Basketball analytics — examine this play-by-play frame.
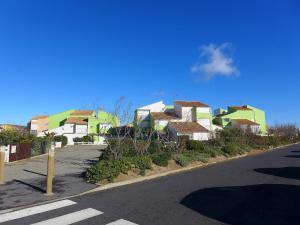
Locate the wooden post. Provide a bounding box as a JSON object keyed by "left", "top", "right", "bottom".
{"left": 46, "top": 143, "right": 55, "bottom": 195}
{"left": 0, "top": 147, "right": 5, "bottom": 185}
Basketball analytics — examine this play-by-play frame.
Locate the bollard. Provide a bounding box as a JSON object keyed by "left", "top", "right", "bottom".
{"left": 0, "top": 147, "right": 5, "bottom": 185}
{"left": 46, "top": 143, "right": 55, "bottom": 195}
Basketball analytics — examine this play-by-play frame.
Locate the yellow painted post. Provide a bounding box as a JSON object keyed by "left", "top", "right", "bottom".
{"left": 0, "top": 147, "right": 5, "bottom": 185}
{"left": 46, "top": 143, "right": 55, "bottom": 195}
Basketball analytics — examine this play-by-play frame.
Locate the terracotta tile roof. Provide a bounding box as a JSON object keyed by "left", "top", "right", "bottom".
{"left": 233, "top": 119, "right": 259, "bottom": 125}
{"left": 175, "top": 101, "right": 209, "bottom": 107}
{"left": 32, "top": 115, "right": 48, "bottom": 120}
{"left": 70, "top": 110, "right": 94, "bottom": 116}
{"left": 65, "top": 117, "right": 88, "bottom": 125}
{"left": 230, "top": 106, "right": 252, "bottom": 111}
{"left": 168, "top": 122, "right": 209, "bottom": 133}
{"left": 151, "top": 112, "right": 180, "bottom": 120}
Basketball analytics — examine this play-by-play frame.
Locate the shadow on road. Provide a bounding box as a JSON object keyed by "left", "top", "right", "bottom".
{"left": 254, "top": 167, "right": 300, "bottom": 180}
{"left": 23, "top": 169, "right": 47, "bottom": 177}
{"left": 291, "top": 150, "right": 300, "bottom": 153}
{"left": 181, "top": 184, "right": 300, "bottom": 225}
{"left": 14, "top": 179, "right": 45, "bottom": 193}
{"left": 285, "top": 155, "right": 300, "bottom": 158}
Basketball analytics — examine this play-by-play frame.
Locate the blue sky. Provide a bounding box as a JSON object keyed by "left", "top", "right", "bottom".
{"left": 0, "top": 0, "right": 299, "bottom": 126}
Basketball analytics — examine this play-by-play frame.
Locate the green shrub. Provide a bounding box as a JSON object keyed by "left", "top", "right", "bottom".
{"left": 192, "top": 152, "right": 210, "bottom": 163}
{"left": 222, "top": 143, "right": 240, "bottom": 156}
{"left": 186, "top": 140, "right": 205, "bottom": 151}
{"left": 151, "top": 153, "right": 171, "bottom": 167}
{"left": 148, "top": 141, "right": 163, "bottom": 154}
{"left": 174, "top": 154, "right": 191, "bottom": 167}
{"left": 129, "top": 156, "right": 152, "bottom": 175}
{"left": 54, "top": 135, "right": 68, "bottom": 147}
{"left": 86, "top": 158, "right": 132, "bottom": 183}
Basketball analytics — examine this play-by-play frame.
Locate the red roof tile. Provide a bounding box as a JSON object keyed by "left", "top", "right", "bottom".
{"left": 233, "top": 119, "right": 259, "bottom": 125}
{"left": 65, "top": 117, "right": 88, "bottom": 125}
{"left": 151, "top": 112, "right": 179, "bottom": 120}
{"left": 168, "top": 122, "right": 209, "bottom": 133}
{"left": 70, "top": 110, "right": 94, "bottom": 116}
{"left": 175, "top": 101, "right": 209, "bottom": 107}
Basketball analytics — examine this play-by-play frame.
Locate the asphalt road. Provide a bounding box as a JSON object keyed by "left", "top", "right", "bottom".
{"left": 1, "top": 144, "right": 300, "bottom": 225}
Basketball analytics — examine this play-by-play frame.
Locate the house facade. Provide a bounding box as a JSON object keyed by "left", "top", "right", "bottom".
{"left": 213, "top": 105, "right": 267, "bottom": 134}
{"left": 135, "top": 100, "right": 213, "bottom": 141}
{"left": 29, "top": 109, "right": 116, "bottom": 145}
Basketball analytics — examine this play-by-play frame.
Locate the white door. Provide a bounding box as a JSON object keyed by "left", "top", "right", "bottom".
{"left": 4, "top": 145, "right": 10, "bottom": 162}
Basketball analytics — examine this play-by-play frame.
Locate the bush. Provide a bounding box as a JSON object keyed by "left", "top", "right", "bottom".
{"left": 174, "top": 154, "right": 191, "bottom": 167}
{"left": 54, "top": 135, "right": 68, "bottom": 147}
{"left": 128, "top": 155, "right": 152, "bottom": 175}
{"left": 186, "top": 140, "right": 205, "bottom": 151}
{"left": 192, "top": 152, "right": 210, "bottom": 163}
{"left": 151, "top": 153, "right": 171, "bottom": 167}
{"left": 31, "top": 137, "right": 51, "bottom": 156}
{"left": 73, "top": 135, "right": 94, "bottom": 143}
{"left": 86, "top": 158, "right": 132, "bottom": 183}
{"left": 222, "top": 143, "right": 240, "bottom": 156}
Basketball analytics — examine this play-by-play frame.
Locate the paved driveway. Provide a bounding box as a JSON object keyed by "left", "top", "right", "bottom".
{"left": 0, "top": 145, "right": 105, "bottom": 210}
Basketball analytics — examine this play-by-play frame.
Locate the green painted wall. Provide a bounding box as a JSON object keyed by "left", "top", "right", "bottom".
{"left": 213, "top": 106, "right": 267, "bottom": 133}
{"left": 196, "top": 108, "right": 213, "bottom": 130}
{"left": 98, "top": 111, "right": 119, "bottom": 126}
{"left": 219, "top": 110, "right": 255, "bottom": 127}
{"left": 246, "top": 105, "right": 267, "bottom": 133}
{"left": 48, "top": 109, "right": 75, "bottom": 130}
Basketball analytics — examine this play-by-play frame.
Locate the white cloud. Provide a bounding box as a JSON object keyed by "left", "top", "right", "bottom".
{"left": 191, "top": 43, "right": 239, "bottom": 80}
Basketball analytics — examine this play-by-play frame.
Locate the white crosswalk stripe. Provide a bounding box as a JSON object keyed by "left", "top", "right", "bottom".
{"left": 0, "top": 199, "right": 138, "bottom": 225}
{"left": 0, "top": 200, "right": 76, "bottom": 223}
{"left": 106, "top": 219, "right": 138, "bottom": 225}
{"left": 31, "top": 208, "right": 103, "bottom": 225}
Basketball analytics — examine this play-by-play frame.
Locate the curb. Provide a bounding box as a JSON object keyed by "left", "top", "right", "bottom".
{"left": 1, "top": 142, "right": 299, "bottom": 214}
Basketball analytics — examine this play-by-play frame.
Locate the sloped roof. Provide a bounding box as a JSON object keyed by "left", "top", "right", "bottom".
{"left": 70, "top": 110, "right": 94, "bottom": 116}
{"left": 168, "top": 122, "right": 209, "bottom": 133}
{"left": 175, "top": 101, "right": 209, "bottom": 107}
{"left": 230, "top": 106, "right": 252, "bottom": 111}
{"left": 151, "top": 112, "right": 179, "bottom": 120}
{"left": 65, "top": 117, "right": 88, "bottom": 125}
{"left": 232, "top": 119, "right": 259, "bottom": 125}
{"left": 32, "top": 115, "right": 48, "bottom": 120}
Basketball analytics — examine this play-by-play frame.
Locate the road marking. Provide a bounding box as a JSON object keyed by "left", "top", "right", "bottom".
{"left": 0, "top": 200, "right": 76, "bottom": 223}
{"left": 106, "top": 219, "right": 138, "bottom": 225}
{"left": 31, "top": 208, "right": 103, "bottom": 225}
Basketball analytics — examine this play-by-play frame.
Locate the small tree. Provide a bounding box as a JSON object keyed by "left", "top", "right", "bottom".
{"left": 104, "top": 97, "right": 134, "bottom": 159}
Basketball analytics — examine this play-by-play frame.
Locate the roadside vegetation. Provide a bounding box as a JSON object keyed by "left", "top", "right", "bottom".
{"left": 86, "top": 124, "right": 300, "bottom": 184}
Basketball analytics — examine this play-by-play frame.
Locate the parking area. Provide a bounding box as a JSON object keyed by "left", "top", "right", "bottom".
{"left": 0, "top": 145, "right": 106, "bottom": 210}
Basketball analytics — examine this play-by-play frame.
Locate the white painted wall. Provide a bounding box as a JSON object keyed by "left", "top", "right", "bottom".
{"left": 46, "top": 124, "right": 88, "bottom": 145}
{"left": 197, "top": 119, "right": 211, "bottom": 130}
{"left": 192, "top": 132, "right": 210, "bottom": 141}
{"left": 138, "top": 101, "right": 165, "bottom": 112}
{"left": 181, "top": 107, "right": 193, "bottom": 122}
{"left": 197, "top": 107, "right": 210, "bottom": 113}
{"left": 75, "top": 125, "right": 88, "bottom": 134}
{"left": 30, "top": 123, "right": 38, "bottom": 131}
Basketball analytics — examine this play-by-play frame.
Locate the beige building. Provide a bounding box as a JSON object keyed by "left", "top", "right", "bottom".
{"left": 29, "top": 115, "right": 49, "bottom": 135}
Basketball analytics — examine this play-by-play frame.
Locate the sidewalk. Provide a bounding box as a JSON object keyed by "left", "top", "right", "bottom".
{"left": 0, "top": 145, "right": 105, "bottom": 210}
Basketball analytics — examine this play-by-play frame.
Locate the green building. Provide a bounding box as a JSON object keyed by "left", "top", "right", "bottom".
{"left": 213, "top": 105, "right": 267, "bottom": 133}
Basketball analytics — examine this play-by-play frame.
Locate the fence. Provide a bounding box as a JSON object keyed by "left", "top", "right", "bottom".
{"left": 7, "top": 143, "right": 32, "bottom": 162}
